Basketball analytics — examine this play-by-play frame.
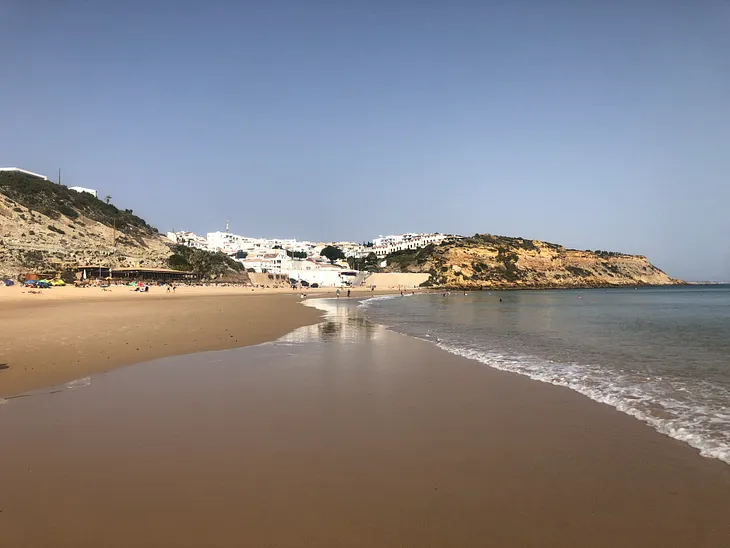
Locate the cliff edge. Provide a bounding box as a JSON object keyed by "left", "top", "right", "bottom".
{"left": 0, "top": 172, "right": 174, "bottom": 278}
{"left": 0, "top": 172, "right": 248, "bottom": 283}
{"left": 383, "top": 234, "right": 682, "bottom": 289}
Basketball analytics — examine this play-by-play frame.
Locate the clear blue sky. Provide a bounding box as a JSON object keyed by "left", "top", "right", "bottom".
{"left": 1, "top": 1, "right": 729, "bottom": 280}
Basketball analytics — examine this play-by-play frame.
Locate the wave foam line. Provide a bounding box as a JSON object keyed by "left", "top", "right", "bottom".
{"left": 432, "top": 341, "right": 730, "bottom": 466}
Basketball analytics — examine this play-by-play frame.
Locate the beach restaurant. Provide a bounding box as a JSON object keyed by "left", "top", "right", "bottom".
{"left": 75, "top": 266, "right": 195, "bottom": 282}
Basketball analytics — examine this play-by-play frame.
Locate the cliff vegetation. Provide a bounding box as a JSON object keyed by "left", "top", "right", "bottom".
{"left": 0, "top": 171, "right": 171, "bottom": 278}
{"left": 382, "top": 234, "right": 681, "bottom": 289}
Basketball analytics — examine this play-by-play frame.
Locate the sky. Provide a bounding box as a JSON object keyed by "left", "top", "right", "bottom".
{"left": 1, "top": 1, "right": 729, "bottom": 281}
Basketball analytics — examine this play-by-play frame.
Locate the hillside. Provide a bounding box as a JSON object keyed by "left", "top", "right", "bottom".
{"left": 383, "top": 234, "right": 681, "bottom": 289}
{"left": 0, "top": 171, "right": 245, "bottom": 282}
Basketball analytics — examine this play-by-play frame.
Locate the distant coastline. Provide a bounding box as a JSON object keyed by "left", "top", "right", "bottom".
{"left": 434, "top": 281, "right": 689, "bottom": 291}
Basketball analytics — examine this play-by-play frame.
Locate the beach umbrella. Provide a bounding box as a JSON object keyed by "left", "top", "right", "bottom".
{"left": 83, "top": 269, "right": 87, "bottom": 280}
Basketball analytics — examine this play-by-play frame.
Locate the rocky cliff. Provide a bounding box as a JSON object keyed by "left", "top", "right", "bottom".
{"left": 384, "top": 234, "right": 681, "bottom": 289}
{"left": 0, "top": 172, "right": 173, "bottom": 279}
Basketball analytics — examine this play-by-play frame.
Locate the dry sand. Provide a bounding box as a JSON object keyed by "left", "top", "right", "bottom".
{"left": 0, "top": 285, "right": 325, "bottom": 397}
{"left": 1, "top": 300, "right": 729, "bottom": 547}
{"left": 0, "top": 284, "right": 405, "bottom": 397}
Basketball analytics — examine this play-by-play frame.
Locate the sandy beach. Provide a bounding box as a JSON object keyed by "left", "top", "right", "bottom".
{"left": 0, "top": 284, "right": 410, "bottom": 397}
{"left": 1, "top": 299, "right": 729, "bottom": 547}
{"left": 0, "top": 285, "right": 328, "bottom": 397}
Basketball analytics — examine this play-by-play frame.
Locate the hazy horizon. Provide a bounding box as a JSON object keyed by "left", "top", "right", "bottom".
{"left": 2, "top": 1, "right": 729, "bottom": 280}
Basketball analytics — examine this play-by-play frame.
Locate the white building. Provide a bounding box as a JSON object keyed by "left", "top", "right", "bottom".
{"left": 207, "top": 231, "right": 251, "bottom": 253}
{"left": 239, "top": 251, "right": 289, "bottom": 274}
{"left": 170, "top": 227, "right": 456, "bottom": 264}
{"left": 372, "top": 233, "right": 452, "bottom": 257}
{"left": 167, "top": 231, "right": 210, "bottom": 250}
{"left": 286, "top": 268, "right": 359, "bottom": 287}
{"left": 280, "top": 258, "right": 362, "bottom": 287}
{"left": 0, "top": 167, "right": 48, "bottom": 180}
{"left": 330, "top": 241, "right": 369, "bottom": 258}
{"left": 69, "top": 186, "right": 98, "bottom": 198}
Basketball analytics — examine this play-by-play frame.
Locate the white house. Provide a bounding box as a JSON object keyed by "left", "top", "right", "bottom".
{"left": 69, "top": 186, "right": 98, "bottom": 198}
{"left": 239, "top": 251, "right": 289, "bottom": 273}
{"left": 206, "top": 231, "right": 260, "bottom": 254}
{"left": 286, "top": 268, "right": 359, "bottom": 287}
{"left": 372, "top": 233, "right": 452, "bottom": 257}
{"left": 167, "top": 231, "right": 209, "bottom": 250}
{"left": 0, "top": 167, "right": 48, "bottom": 180}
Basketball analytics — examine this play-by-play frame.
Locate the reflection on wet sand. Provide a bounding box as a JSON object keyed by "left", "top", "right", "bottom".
{"left": 3, "top": 296, "right": 730, "bottom": 547}
{"left": 279, "top": 299, "right": 388, "bottom": 344}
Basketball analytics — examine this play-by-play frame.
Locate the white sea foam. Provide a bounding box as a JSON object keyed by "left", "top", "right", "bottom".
{"left": 432, "top": 341, "right": 730, "bottom": 465}
{"left": 66, "top": 377, "right": 92, "bottom": 390}
{"left": 0, "top": 398, "right": 7, "bottom": 406}
{"left": 358, "top": 294, "right": 401, "bottom": 307}
{"left": 340, "top": 293, "right": 730, "bottom": 465}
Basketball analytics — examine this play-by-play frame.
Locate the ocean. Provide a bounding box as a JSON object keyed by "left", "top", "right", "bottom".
{"left": 360, "top": 285, "right": 730, "bottom": 465}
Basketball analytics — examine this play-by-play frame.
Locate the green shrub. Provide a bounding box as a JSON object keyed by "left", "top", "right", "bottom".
{"left": 168, "top": 245, "right": 245, "bottom": 278}
{"left": 566, "top": 265, "right": 592, "bottom": 277}
{"left": 0, "top": 171, "right": 157, "bottom": 235}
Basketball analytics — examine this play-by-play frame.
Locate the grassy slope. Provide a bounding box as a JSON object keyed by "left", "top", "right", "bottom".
{"left": 0, "top": 172, "right": 157, "bottom": 236}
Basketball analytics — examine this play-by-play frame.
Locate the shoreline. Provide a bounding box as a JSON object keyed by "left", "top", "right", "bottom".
{"left": 428, "top": 281, "right": 689, "bottom": 291}
{"left": 2, "top": 297, "right": 729, "bottom": 546}
{"left": 0, "top": 285, "right": 409, "bottom": 398}
{"left": 321, "top": 295, "right": 730, "bottom": 467}
{"left": 358, "top": 293, "right": 730, "bottom": 466}
{"left": 0, "top": 288, "right": 321, "bottom": 397}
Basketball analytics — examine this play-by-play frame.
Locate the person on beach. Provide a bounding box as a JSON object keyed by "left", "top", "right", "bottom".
{"left": 347, "top": 288, "right": 351, "bottom": 298}
{"left": 336, "top": 288, "right": 341, "bottom": 298}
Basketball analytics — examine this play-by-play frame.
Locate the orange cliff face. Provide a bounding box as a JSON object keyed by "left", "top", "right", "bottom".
{"left": 382, "top": 235, "right": 682, "bottom": 289}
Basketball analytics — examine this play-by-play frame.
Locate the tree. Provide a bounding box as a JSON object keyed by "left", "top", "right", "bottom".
{"left": 105, "top": 195, "right": 112, "bottom": 204}
{"left": 188, "top": 251, "right": 212, "bottom": 278}
{"left": 364, "top": 252, "right": 380, "bottom": 269}
{"left": 347, "top": 251, "right": 381, "bottom": 272}
{"left": 168, "top": 245, "right": 245, "bottom": 279}
{"left": 320, "top": 245, "right": 345, "bottom": 264}
{"left": 168, "top": 253, "right": 190, "bottom": 270}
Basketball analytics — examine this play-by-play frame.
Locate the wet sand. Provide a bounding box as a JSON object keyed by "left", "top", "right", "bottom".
{"left": 1, "top": 300, "right": 729, "bottom": 547}
{"left": 0, "top": 288, "right": 323, "bottom": 397}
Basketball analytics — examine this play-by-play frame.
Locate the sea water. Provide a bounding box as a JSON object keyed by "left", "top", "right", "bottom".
{"left": 360, "top": 286, "right": 730, "bottom": 464}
